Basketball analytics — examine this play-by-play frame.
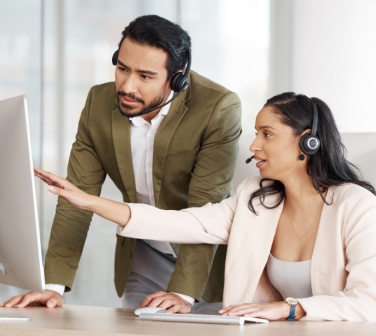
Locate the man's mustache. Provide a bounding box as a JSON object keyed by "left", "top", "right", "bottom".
{"left": 117, "top": 91, "right": 144, "bottom": 104}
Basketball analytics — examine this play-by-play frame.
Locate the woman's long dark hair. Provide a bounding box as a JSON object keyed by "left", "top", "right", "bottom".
{"left": 249, "top": 92, "right": 375, "bottom": 214}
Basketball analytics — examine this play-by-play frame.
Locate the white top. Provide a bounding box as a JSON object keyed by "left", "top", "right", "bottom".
{"left": 267, "top": 254, "right": 313, "bottom": 299}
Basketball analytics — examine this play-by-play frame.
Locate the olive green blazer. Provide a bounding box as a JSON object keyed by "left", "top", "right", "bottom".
{"left": 44, "top": 70, "right": 242, "bottom": 302}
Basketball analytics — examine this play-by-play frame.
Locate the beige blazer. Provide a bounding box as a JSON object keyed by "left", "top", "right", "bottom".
{"left": 120, "top": 177, "right": 376, "bottom": 321}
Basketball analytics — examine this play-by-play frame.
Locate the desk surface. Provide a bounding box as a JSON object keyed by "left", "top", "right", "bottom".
{"left": 0, "top": 304, "right": 375, "bottom": 336}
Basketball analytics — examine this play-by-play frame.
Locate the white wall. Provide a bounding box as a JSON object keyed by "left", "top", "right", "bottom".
{"left": 270, "top": 0, "right": 376, "bottom": 133}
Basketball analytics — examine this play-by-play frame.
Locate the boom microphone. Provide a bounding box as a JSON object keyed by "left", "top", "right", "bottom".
{"left": 245, "top": 155, "right": 254, "bottom": 164}
{"left": 135, "top": 87, "right": 187, "bottom": 116}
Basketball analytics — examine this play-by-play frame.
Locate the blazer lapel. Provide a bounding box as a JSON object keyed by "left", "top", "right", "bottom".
{"left": 153, "top": 88, "right": 190, "bottom": 205}
{"left": 310, "top": 187, "right": 339, "bottom": 295}
{"left": 225, "top": 195, "right": 283, "bottom": 304}
{"left": 112, "top": 107, "right": 137, "bottom": 202}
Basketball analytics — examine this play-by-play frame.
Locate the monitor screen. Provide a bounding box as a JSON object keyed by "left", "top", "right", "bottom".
{"left": 0, "top": 95, "right": 45, "bottom": 293}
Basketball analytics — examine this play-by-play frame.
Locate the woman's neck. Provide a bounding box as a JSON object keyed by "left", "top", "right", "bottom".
{"left": 282, "top": 174, "right": 324, "bottom": 211}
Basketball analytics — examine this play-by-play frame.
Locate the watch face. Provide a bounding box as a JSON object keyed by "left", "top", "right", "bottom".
{"left": 286, "top": 297, "right": 298, "bottom": 305}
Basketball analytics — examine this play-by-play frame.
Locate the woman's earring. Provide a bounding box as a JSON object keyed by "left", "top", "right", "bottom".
{"left": 298, "top": 154, "right": 305, "bottom": 161}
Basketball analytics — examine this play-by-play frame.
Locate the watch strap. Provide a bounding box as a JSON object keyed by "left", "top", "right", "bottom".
{"left": 285, "top": 298, "right": 297, "bottom": 321}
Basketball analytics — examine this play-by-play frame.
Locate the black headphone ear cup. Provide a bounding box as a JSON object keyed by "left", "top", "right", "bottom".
{"left": 112, "top": 50, "right": 119, "bottom": 66}
{"left": 299, "top": 134, "right": 321, "bottom": 155}
{"left": 170, "top": 72, "right": 189, "bottom": 92}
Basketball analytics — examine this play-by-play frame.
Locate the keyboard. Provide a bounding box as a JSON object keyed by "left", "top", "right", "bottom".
{"left": 138, "top": 313, "right": 269, "bottom": 325}
{"left": 0, "top": 313, "right": 30, "bottom": 320}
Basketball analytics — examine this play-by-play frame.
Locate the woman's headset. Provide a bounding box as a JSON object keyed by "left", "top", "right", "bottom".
{"left": 299, "top": 101, "right": 321, "bottom": 155}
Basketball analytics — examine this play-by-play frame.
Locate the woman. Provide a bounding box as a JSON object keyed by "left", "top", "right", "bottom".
{"left": 30, "top": 93, "right": 376, "bottom": 320}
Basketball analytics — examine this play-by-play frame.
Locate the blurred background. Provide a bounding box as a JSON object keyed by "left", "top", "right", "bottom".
{"left": 1, "top": 0, "right": 376, "bottom": 307}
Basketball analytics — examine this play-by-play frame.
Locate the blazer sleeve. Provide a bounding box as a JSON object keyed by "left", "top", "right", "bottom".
{"left": 298, "top": 190, "right": 376, "bottom": 321}
{"left": 44, "top": 87, "right": 106, "bottom": 291}
{"left": 119, "top": 180, "right": 247, "bottom": 243}
{"left": 168, "top": 91, "right": 242, "bottom": 300}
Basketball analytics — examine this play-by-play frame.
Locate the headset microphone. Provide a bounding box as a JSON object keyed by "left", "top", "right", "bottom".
{"left": 245, "top": 155, "right": 254, "bottom": 164}
{"left": 130, "top": 87, "right": 187, "bottom": 117}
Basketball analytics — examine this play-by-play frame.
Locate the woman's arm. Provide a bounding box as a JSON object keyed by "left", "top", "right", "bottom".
{"left": 35, "top": 168, "right": 245, "bottom": 245}
{"left": 219, "top": 301, "right": 306, "bottom": 320}
{"left": 34, "top": 168, "right": 130, "bottom": 227}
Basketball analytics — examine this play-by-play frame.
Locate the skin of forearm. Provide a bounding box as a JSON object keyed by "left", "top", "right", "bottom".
{"left": 85, "top": 194, "right": 130, "bottom": 227}
{"left": 295, "top": 303, "right": 306, "bottom": 320}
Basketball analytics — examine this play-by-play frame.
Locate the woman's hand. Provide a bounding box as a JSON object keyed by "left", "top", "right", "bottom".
{"left": 34, "top": 168, "right": 131, "bottom": 227}
{"left": 219, "top": 301, "right": 305, "bottom": 321}
{"left": 34, "top": 168, "right": 94, "bottom": 210}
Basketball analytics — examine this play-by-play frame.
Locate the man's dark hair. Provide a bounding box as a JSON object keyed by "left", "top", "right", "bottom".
{"left": 118, "top": 15, "right": 191, "bottom": 79}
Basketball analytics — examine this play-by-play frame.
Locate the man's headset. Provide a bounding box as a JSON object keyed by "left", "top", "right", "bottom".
{"left": 299, "top": 100, "right": 321, "bottom": 155}
{"left": 112, "top": 46, "right": 191, "bottom": 116}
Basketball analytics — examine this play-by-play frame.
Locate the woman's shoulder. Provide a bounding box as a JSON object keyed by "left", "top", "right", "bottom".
{"left": 331, "top": 183, "right": 376, "bottom": 205}
{"left": 235, "top": 176, "right": 262, "bottom": 193}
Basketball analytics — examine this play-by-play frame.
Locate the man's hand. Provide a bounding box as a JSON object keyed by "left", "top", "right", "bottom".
{"left": 0, "top": 290, "right": 64, "bottom": 308}
{"left": 140, "top": 291, "right": 192, "bottom": 313}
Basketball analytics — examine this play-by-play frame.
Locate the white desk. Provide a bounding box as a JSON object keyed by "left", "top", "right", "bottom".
{"left": 1, "top": 305, "right": 375, "bottom": 336}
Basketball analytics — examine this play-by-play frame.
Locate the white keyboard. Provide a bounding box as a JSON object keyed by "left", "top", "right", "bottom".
{"left": 138, "top": 313, "right": 269, "bottom": 325}
{"left": 0, "top": 313, "right": 30, "bottom": 320}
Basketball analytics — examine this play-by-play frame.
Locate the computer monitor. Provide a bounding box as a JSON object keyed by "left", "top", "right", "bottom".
{"left": 0, "top": 95, "right": 45, "bottom": 294}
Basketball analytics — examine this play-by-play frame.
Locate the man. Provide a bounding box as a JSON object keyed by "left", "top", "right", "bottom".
{"left": 3, "top": 15, "right": 241, "bottom": 313}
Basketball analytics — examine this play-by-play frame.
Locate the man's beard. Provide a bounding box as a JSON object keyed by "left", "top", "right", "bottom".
{"left": 117, "top": 91, "right": 169, "bottom": 118}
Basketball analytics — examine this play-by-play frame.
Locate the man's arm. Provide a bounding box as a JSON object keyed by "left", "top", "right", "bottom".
{"left": 44, "top": 87, "right": 106, "bottom": 291}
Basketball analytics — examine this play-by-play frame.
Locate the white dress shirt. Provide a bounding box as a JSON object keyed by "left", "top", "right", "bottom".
{"left": 129, "top": 91, "right": 176, "bottom": 257}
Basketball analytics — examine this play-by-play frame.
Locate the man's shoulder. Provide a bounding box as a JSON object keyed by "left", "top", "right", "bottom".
{"left": 189, "top": 70, "right": 236, "bottom": 96}
{"left": 186, "top": 71, "right": 241, "bottom": 114}
{"left": 89, "top": 82, "right": 116, "bottom": 97}
{"left": 84, "top": 82, "right": 117, "bottom": 113}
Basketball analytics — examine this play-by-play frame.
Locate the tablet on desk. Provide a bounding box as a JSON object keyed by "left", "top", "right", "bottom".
{"left": 138, "top": 313, "right": 269, "bottom": 325}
